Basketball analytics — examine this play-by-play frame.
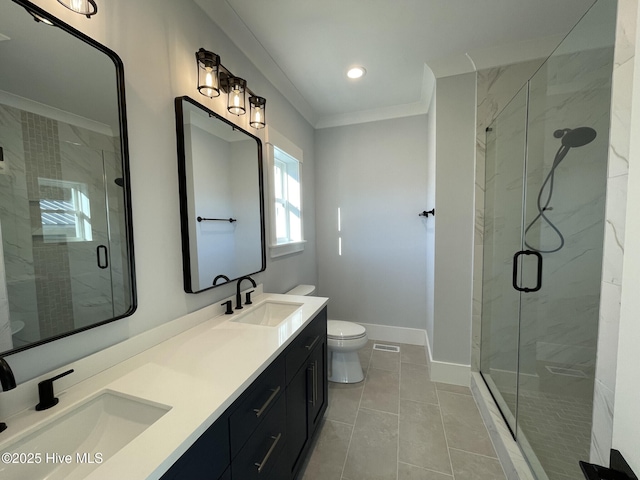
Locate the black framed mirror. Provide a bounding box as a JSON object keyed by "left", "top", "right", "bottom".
{"left": 0, "top": 0, "right": 136, "bottom": 355}
{"left": 175, "top": 96, "right": 266, "bottom": 293}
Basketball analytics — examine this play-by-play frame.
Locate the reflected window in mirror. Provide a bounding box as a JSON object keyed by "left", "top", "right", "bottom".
{"left": 175, "top": 97, "right": 266, "bottom": 294}
{"left": 0, "top": 0, "right": 136, "bottom": 356}
{"left": 266, "top": 128, "right": 305, "bottom": 258}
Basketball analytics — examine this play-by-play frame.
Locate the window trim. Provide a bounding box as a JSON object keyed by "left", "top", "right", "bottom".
{"left": 265, "top": 126, "right": 305, "bottom": 258}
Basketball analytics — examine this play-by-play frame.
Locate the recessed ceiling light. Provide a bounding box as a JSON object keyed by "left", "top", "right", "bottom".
{"left": 347, "top": 66, "right": 366, "bottom": 79}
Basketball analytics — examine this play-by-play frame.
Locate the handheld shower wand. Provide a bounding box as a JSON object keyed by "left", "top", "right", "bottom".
{"left": 524, "top": 127, "right": 597, "bottom": 253}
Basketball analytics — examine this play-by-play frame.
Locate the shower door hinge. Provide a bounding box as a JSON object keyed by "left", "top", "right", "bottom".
{"left": 580, "top": 449, "right": 637, "bottom": 480}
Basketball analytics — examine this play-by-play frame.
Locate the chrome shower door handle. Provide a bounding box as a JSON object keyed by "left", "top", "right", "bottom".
{"left": 512, "top": 250, "right": 543, "bottom": 293}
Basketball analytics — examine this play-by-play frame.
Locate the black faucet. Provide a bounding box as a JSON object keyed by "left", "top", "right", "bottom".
{"left": 0, "top": 357, "right": 16, "bottom": 433}
{"left": 235, "top": 276, "right": 256, "bottom": 310}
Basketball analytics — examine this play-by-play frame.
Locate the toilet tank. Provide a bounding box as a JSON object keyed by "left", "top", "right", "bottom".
{"left": 285, "top": 285, "right": 316, "bottom": 296}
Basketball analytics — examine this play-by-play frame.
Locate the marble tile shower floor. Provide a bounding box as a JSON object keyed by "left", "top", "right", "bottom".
{"left": 300, "top": 341, "right": 507, "bottom": 480}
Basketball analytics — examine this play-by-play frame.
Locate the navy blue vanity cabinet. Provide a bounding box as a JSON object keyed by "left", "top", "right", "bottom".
{"left": 160, "top": 306, "right": 327, "bottom": 480}
{"left": 159, "top": 411, "right": 230, "bottom": 480}
{"left": 285, "top": 307, "right": 328, "bottom": 479}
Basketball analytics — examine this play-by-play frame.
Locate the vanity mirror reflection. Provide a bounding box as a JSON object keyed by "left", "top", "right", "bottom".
{"left": 0, "top": 0, "right": 136, "bottom": 355}
{"left": 175, "top": 96, "right": 266, "bottom": 293}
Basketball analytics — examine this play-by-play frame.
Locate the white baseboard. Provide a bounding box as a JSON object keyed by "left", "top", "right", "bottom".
{"left": 354, "top": 323, "right": 471, "bottom": 387}
{"left": 424, "top": 331, "right": 471, "bottom": 387}
{"left": 357, "top": 323, "right": 427, "bottom": 346}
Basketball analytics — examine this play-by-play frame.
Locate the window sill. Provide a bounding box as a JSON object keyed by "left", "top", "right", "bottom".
{"left": 269, "top": 240, "right": 306, "bottom": 258}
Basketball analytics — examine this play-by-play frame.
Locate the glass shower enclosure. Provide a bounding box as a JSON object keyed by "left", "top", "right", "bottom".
{"left": 480, "top": 1, "right": 617, "bottom": 479}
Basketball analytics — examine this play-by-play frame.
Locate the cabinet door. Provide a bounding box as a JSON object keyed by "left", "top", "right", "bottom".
{"left": 307, "top": 339, "right": 327, "bottom": 432}
{"left": 286, "top": 362, "right": 309, "bottom": 476}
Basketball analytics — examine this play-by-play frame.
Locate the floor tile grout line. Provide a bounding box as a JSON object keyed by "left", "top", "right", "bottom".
{"left": 448, "top": 446, "right": 501, "bottom": 461}
{"left": 357, "top": 405, "right": 399, "bottom": 416}
{"left": 398, "top": 460, "right": 454, "bottom": 478}
{"left": 339, "top": 344, "right": 372, "bottom": 480}
{"left": 437, "top": 388, "right": 457, "bottom": 479}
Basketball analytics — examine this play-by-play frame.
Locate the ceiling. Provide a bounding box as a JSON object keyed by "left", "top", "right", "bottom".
{"left": 194, "top": 0, "right": 596, "bottom": 128}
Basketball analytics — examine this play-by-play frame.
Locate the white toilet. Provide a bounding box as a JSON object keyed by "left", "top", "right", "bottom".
{"left": 285, "top": 285, "right": 368, "bottom": 384}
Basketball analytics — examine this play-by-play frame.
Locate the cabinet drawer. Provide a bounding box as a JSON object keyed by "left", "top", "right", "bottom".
{"left": 285, "top": 307, "right": 327, "bottom": 383}
{"left": 230, "top": 355, "right": 285, "bottom": 457}
{"left": 231, "top": 394, "right": 286, "bottom": 480}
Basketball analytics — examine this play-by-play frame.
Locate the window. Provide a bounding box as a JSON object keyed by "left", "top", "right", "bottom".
{"left": 274, "top": 147, "right": 302, "bottom": 244}
{"left": 267, "top": 127, "right": 305, "bottom": 257}
{"left": 38, "top": 178, "right": 92, "bottom": 242}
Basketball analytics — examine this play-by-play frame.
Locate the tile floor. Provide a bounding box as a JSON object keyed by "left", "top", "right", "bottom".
{"left": 300, "top": 341, "right": 507, "bottom": 480}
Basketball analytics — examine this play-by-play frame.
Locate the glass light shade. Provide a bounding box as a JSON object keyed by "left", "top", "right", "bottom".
{"left": 196, "top": 49, "right": 221, "bottom": 98}
{"left": 56, "top": 0, "right": 97, "bottom": 17}
{"left": 227, "top": 77, "right": 246, "bottom": 115}
{"left": 249, "top": 96, "right": 266, "bottom": 129}
{"left": 27, "top": 10, "right": 55, "bottom": 25}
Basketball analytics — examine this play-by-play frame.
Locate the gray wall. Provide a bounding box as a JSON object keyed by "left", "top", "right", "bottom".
{"left": 315, "top": 116, "right": 429, "bottom": 329}
{"left": 432, "top": 72, "right": 477, "bottom": 366}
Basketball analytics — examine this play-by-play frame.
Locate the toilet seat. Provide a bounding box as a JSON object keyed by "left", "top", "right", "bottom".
{"left": 327, "top": 320, "right": 366, "bottom": 340}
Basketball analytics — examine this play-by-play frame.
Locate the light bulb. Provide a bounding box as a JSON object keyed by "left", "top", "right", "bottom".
{"left": 233, "top": 91, "right": 240, "bottom": 107}
{"left": 347, "top": 66, "right": 366, "bottom": 79}
{"left": 254, "top": 110, "right": 261, "bottom": 123}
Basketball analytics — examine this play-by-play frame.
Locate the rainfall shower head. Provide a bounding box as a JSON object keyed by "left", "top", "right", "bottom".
{"left": 553, "top": 127, "right": 597, "bottom": 148}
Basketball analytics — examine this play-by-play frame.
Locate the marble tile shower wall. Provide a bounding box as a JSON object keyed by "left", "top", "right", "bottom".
{"left": 590, "top": 0, "right": 636, "bottom": 466}
{"left": 472, "top": 0, "right": 637, "bottom": 467}
{"left": 0, "top": 103, "right": 124, "bottom": 347}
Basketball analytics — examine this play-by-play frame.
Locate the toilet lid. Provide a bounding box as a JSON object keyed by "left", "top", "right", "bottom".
{"left": 327, "top": 320, "right": 366, "bottom": 340}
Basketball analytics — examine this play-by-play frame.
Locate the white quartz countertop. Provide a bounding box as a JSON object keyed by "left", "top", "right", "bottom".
{"left": 0, "top": 292, "right": 328, "bottom": 480}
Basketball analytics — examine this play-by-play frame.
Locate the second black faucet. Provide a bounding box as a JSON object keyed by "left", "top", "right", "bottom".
{"left": 235, "top": 276, "right": 256, "bottom": 310}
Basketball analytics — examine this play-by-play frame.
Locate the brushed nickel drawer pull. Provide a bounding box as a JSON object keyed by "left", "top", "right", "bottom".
{"left": 305, "top": 335, "right": 320, "bottom": 351}
{"left": 253, "top": 386, "right": 281, "bottom": 418}
{"left": 254, "top": 433, "right": 282, "bottom": 473}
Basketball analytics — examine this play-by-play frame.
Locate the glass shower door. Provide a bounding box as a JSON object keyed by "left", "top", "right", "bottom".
{"left": 480, "top": 85, "right": 528, "bottom": 434}
{"left": 517, "top": 1, "right": 615, "bottom": 477}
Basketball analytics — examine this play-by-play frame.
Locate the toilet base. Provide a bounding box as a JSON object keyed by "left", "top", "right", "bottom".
{"left": 328, "top": 350, "right": 364, "bottom": 383}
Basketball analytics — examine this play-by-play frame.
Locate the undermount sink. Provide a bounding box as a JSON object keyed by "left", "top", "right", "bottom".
{"left": 0, "top": 391, "right": 171, "bottom": 480}
{"left": 231, "top": 300, "right": 303, "bottom": 327}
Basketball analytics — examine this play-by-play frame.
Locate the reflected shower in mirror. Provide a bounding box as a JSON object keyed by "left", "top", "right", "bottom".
{"left": 0, "top": 0, "right": 136, "bottom": 355}
{"left": 175, "top": 96, "right": 265, "bottom": 293}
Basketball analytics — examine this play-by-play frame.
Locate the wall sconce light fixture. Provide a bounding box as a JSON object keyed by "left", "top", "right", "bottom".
{"left": 249, "top": 96, "right": 266, "bottom": 129}
{"left": 195, "top": 48, "right": 267, "bottom": 129}
{"left": 196, "top": 48, "right": 221, "bottom": 98}
{"left": 56, "top": 0, "right": 97, "bottom": 18}
{"left": 225, "top": 76, "right": 247, "bottom": 116}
